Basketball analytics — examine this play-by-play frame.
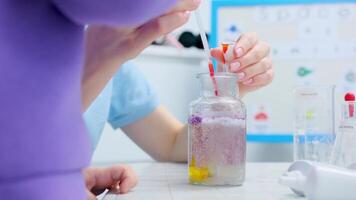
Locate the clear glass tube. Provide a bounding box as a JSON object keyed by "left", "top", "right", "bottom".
{"left": 293, "top": 85, "right": 336, "bottom": 163}
{"left": 220, "top": 42, "right": 234, "bottom": 73}
{"left": 188, "top": 73, "right": 246, "bottom": 186}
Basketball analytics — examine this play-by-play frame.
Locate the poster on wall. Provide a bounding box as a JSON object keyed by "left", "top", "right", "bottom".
{"left": 211, "top": 0, "right": 356, "bottom": 142}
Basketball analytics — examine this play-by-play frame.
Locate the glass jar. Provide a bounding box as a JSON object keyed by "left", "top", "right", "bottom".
{"left": 188, "top": 72, "right": 246, "bottom": 186}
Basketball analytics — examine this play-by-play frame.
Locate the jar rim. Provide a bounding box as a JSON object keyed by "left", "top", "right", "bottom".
{"left": 196, "top": 72, "right": 236, "bottom": 79}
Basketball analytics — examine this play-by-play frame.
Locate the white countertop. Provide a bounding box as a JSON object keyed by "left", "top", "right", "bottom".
{"left": 103, "top": 162, "right": 304, "bottom": 200}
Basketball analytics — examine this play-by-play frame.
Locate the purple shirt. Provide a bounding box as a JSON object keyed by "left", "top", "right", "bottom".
{"left": 0, "top": 0, "right": 175, "bottom": 199}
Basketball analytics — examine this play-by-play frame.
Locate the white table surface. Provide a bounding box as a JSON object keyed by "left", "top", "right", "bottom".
{"left": 102, "top": 162, "right": 304, "bottom": 200}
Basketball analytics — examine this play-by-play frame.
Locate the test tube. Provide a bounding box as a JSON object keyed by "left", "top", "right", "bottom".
{"left": 220, "top": 42, "right": 234, "bottom": 73}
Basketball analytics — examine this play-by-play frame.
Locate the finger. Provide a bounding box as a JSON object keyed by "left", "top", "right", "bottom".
{"left": 169, "top": 0, "right": 201, "bottom": 13}
{"left": 83, "top": 168, "right": 108, "bottom": 195}
{"left": 242, "top": 68, "right": 274, "bottom": 86}
{"left": 225, "top": 32, "right": 259, "bottom": 62}
{"left": 251, "top": 68, "right": 274, "bottom": 86}
{"left": 92, "top": 165, "right": 137, "bottom": 194}
{"left": 135, "top": 11, "right": 190, "bottom": 48}
{"left": 210, "top": 48, "right": 224, "bottom": 63}
{"left": 83, "top": 168, "right": 96, "bottom": 190}
{"left": 229, "top": 41, "right": 270, "bottom": 72}
{"left": 118, "top": 166, "right": 138, "bottom": 194}
{"left": 124, "top": 11, "right": 190, "bottom": 58}
{"left": 109, "top": 181, "right": 121, "bottom": 194}
{"left": 91, "top": 166, "right": 125, "bottom": 189}
{"left": 86, "top": 190, "right": 97, "bottom": 200}
{"left": 238, "top": 68, "right": 274, "bottom": 97}
{"left": 83, "top": 166, "right": 125, "bottom": 195}
{"left": 236, "top": 57, "right": 272, "bottom": 82}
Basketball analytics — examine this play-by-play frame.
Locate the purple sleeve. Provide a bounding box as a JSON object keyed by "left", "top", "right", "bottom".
{"left": 51, "top": 0, "right": 177, "bottom": 26}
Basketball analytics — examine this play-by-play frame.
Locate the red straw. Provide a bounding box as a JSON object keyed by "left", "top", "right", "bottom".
{"left": 209, "top": 60, "right": 219, "bottom": 96}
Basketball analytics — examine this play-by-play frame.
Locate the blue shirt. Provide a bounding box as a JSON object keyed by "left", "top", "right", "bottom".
{"left": 83, "top": 63, "right": 159, "bottom": 150}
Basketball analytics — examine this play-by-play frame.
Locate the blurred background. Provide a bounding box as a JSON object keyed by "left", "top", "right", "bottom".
{"left": 92, "top": 0, "right": 356, "bottom": 165}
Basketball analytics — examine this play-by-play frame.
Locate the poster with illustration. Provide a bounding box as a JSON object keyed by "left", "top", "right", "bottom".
{"left": 211, "top": 0, "right": 356, "bottom": 142}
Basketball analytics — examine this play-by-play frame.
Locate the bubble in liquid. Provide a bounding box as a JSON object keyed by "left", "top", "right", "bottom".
{"left": 189, "top": 116, "right": 246, "bottom": 185}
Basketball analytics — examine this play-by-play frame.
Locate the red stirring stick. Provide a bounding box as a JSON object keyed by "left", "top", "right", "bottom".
{"left": 208, "top": 60, "right": 214, "bottom": 76}
{"left": 209, "top": 60, "right": 219, "bottom": 96}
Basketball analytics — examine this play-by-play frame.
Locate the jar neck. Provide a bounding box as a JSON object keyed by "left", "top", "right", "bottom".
{"left": 198, "top": 73, "right": 239, "bottom": 98}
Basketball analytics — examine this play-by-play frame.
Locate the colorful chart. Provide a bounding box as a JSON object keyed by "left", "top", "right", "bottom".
{"left": 211, "top": 0, "right": 356, "bottom": 142}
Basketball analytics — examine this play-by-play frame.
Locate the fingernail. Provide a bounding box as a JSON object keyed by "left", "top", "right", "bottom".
{"left": 230, "top": 61, "right": 241, "bottom": 72}
{"left": 237, "top": 72, "right": 245, "bottom": 80}
{"left": 235, "top": 47, "right": 244, "bottom": 58}
{"left": 243, "top": 79, "right": 253, "bottom": 85}
{"left": 184, "top": 11, "right": 191, "bottom": 16}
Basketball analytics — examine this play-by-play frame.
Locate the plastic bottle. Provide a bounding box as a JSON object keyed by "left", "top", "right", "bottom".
{"left": 279, "top": 160, "right": 356, "bottom": 200}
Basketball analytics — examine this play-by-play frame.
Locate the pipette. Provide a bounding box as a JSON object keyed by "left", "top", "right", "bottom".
{"left": 194, "top": 10, "right": 219, "bottom": 96}
{"left": 194, "top": 11, "right": 210, "bottom": 59}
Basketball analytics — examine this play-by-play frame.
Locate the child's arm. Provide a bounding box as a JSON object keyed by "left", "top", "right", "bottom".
{"left": 122, "top": 106, "right": 188, "bottom": 162}
{"left": 83, "top": 165, "right": 138, "bottom": 199}
{"left": 51, "top": 0, "right": 176, "bottom": 27}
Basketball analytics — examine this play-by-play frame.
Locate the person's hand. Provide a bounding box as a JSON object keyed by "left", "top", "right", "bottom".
{"left": 82, "top": 0, "right": 200, "bottom": 111}
{"left": 210, "top": 32, "right": 274, "bottom": 97}
{"left": 84, "top": 0, "right": 200, "bottom": 72}
{"left": 83, "top": 165, "right": 138, "bottom": 200}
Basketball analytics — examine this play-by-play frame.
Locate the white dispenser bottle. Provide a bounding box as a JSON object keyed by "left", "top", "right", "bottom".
{"left": 279, "top": 160, "right": 356, "bottom": 200}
